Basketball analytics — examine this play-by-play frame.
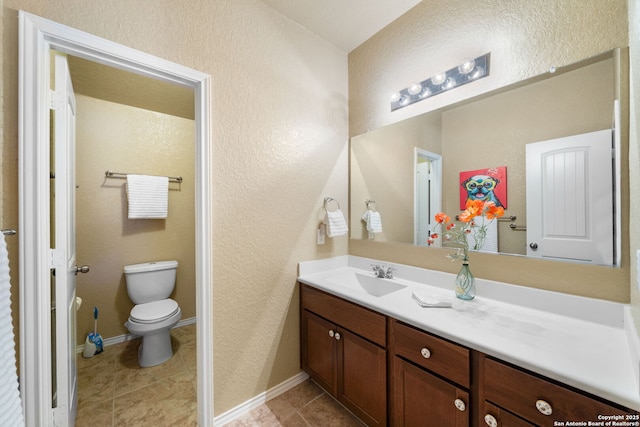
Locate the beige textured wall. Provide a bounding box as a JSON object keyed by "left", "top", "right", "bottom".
{"left": 349, "top": 0, "right": 631, "bottom": 302}
{"left": 1, "top": 0, "right": 348, "bottom": 415}
{"left": 75, "top": 95, "right": 196, "bottom": 343}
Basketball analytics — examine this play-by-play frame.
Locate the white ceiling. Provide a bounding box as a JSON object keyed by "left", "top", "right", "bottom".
{"left": 259, "top": 0, "right": 423, "bottom": 52}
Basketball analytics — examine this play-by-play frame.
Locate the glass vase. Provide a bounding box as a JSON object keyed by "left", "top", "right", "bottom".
{"left": 455, "top": 261, "right": 476, "bottom": 300}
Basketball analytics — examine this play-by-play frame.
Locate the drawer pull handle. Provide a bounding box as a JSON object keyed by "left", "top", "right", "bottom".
{"left": 484, "top": 414, "right": 498, "bottom": 427}
{"left": 334, "top": 332, "right": 341, "bottom": 340}
{"left": 454, "top": 398, "right": 466, "bottom": 412}
{"left": 328, "top": 329, "right": 335, "bottom": 338}
{"left": 535, "top": 399, "right": 553, "bottom": 416}
{"left": 420, "top": 347, "right": 431, "bottom": 359}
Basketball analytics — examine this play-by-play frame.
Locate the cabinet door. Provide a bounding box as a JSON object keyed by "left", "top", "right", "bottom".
{"left": 301, "top": 310, "right": 337, "bottom": 394}
{"left": 393, "top": 357, "right": 469, "bottom": 427}
{"left": 339, "top": 328, "right": 387, "bottom": 427}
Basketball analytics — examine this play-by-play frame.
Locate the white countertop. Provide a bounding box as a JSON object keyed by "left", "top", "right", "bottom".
{"left": 298, "top": 255, "right": 640, "bottom": 411}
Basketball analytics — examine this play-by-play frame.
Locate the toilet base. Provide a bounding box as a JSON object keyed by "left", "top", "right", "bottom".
{"left": 138, "top": 328, "right": 174, "bottom": 367}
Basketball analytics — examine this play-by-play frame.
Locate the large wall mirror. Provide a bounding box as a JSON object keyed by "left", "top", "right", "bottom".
{"left": 350, "top": 49, "right": 624, "bottom": 266}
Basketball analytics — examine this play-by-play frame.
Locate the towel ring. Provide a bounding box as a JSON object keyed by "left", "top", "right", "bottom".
{"left": 324, "top": 197, "right": 341, "bottom": 212}
{"left": 365, "top": 199, "right": 377, "bottom": 211}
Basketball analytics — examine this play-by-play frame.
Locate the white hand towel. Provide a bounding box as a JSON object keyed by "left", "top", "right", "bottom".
{"left": 325, "top": 209, "right": 348, "bottom": 237}
{"left": 362, "top": 210, "right": 383, "bottom": 233}
{"left": 126, "top": 174, "right": 169, "bottom": 219}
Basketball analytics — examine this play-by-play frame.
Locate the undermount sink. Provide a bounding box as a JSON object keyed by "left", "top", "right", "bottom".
{"left": 325, "top": 271, "right": 408, "bottom": 297}
{"left": 355, "top": 273, "right": 407, "bottom": 296}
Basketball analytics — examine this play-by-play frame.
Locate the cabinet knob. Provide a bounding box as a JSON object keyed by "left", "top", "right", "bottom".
{"left": 484, "top": 414, "right": 498, "bottom": 427}
{"left": 535, "top": 399, "right": 553, "bottom": 416}
{"left": 420, "top": 347, "right": 431, "bottom": 359}
{"left": 454, "top": 398, "right": 466, "bottom": 412}
{"left": 328, "top": 329, "right": 335, "bottom": 338}
{"left": 334, "top": 332, "right": 341, "bottom": 340}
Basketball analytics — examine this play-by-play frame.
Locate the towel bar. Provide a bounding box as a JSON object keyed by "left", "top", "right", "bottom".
{"left": 105, "top": 170, "right": 183, "bottom": 184}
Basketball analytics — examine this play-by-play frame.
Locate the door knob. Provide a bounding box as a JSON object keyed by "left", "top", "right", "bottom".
{"left": 74, "top": 265, "right": 90, "bottom": 275}
{"left": 529, "top": 242, "right": 538, "bottom": 250}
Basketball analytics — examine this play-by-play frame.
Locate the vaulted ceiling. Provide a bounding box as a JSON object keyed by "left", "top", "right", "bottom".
{"left": 67, "top": 1, "right": 422, "bottom": 118}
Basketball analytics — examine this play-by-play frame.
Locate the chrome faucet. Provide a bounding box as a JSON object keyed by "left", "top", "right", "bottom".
{"left": 371, "top": 264, "right": 394, "bottom": 279}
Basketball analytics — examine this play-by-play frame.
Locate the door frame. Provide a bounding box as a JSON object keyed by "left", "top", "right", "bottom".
{"left": 18, "top": 11, "right": 214, "bottom": 426}
{"left": 413, "top": 148, "right": 442, "bottom": 246}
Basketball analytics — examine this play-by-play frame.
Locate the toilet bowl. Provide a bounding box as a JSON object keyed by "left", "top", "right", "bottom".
{"left": 125, "top": 299, "right": 181, "bottom": 367}
{"left": 124, "top": 261, "right": 182, "bottom": 367}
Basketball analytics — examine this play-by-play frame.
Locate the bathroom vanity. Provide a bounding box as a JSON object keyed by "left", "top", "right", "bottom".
{"left": 298, "top": 256, "right": 640, "bottom": 426}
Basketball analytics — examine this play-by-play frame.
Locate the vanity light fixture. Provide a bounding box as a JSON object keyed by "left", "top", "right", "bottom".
{"left": 390, "top": 53, "right": 491, "bottom": 111}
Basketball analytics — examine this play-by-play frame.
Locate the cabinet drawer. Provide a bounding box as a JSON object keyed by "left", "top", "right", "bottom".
{"left": 482, "top": 356, "right": 637, "bottom": 425}
{"left": 392, "top": 321, "right": 469, "bottom": 388}
{"left": 481, "top": 401, "right": 535, "bottom": 427}
{"left": 301, "top": 284, "right": 386, "bottom": 346}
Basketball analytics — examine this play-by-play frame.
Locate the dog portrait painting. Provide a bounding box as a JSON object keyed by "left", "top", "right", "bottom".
{"left": 459, "top": 167, "right": 507, "bottom": 210}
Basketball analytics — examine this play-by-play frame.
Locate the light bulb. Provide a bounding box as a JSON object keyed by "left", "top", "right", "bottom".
{"left": 408, "top": 83, "right": 423, "bottom": 96}
{"left": 471, "top": 66, "right": 485, "bottom": 79}
{"left": 458, "top": 58, "right": 475, "bottom": 74}
{"left": 420, "top": 88, "right": 432, "bottom": 99}
{"left": 443, "top": 77, "right": 457, "bottom": 90}
{"left": 399, "top": 95, "right": 410, "bottom": 106}
{"left": 390, "top": 92, "right": 402, "bottom": 103}
{"left": 431, "top": 72, "right": 447, "bottom": 86}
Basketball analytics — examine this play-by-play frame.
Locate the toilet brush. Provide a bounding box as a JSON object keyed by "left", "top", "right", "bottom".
{"left": 82, "top": 306, "right": 104, "bottom": 357}
{"left": 91, "top": 306, "right": 104, "bottom": 355}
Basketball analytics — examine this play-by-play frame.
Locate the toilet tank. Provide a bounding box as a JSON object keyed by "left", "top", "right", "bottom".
{"left": 124, "top": 260, "right": 178, "bottom": 304}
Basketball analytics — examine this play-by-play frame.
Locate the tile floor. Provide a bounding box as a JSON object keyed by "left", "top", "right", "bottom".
{"left": 75, "top": 323, "right": 197, "bottom": 426}
{"left": 76, "top": 323, "right": 362, "bottom": 426}
{"left": 224, "top": 380, "right": 365, "bottom": 427}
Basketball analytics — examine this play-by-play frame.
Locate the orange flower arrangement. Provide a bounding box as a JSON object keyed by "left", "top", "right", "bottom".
{"left": 429, "top": 200, "right": 505, "bottom": 261}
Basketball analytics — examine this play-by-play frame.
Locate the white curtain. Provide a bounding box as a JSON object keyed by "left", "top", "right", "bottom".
{"left": 0, "top": 234, "right": 25, "bottom": 426}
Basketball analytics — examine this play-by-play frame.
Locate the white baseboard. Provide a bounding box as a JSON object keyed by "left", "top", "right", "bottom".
{"left": 76, "top": 316, "right": 196, "bottom": 353}
{"left": 212, "top": 371, "right": 310, "bottom": 426}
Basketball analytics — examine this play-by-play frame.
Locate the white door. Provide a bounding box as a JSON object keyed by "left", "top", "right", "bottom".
{"left": 525, "top": 129, "right": 613, "bottom": 264}
{"left": 52, "top": 52, "right": 79, "bottom": 426}
{"left": 415, "top": 149, "right": 442, "bottom": 246}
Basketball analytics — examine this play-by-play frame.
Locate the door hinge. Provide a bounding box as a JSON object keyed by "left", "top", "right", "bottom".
{"left": 51, "top": 406, "right": 67, "bottom": 427}
{"left": 49, "top": 248, "right": 65, "bottom": 269}
{"left": 49, "top": 89, "right": 63, "bottom": 111}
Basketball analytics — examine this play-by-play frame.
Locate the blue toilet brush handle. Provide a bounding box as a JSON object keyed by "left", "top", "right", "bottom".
{"left": 93, "top": 306, "right": 98, "bottom": 334}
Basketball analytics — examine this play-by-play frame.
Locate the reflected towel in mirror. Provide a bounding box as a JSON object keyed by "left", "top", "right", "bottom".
{"left": 362, "top": 209, "right": 383, "bottom": 233}
{"left": 466, "top": 216, "right": 498, "bottom": 252}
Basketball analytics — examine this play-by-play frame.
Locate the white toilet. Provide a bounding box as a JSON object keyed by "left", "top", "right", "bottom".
{"left": 124, "top": 260, "right": 182, "bottom": 367}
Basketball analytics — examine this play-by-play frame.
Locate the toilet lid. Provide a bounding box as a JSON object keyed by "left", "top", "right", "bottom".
{"left": 130, "top": 299, "right": 179, "bottom": 324}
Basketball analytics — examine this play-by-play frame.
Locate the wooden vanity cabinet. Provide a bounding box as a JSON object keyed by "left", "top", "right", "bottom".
{"left": 390, "top": 321, "right": 472, "bottom": 426}
{"left": 300, "top": 284, "right": 387, "bottom": 427}
{"left": 300, "top": 283, "right": 640, "bottom": 427}
{"left": 479, "top": 354, "right": 639, "bottom": 427}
